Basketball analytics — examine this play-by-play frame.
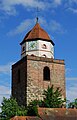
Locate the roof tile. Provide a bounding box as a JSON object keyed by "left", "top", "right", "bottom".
{"left": 24, "top": 23, "right": 50, "bottom": 40}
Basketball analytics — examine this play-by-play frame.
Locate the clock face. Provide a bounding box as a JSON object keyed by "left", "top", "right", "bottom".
{"left": 28, "top": 41, "right": 37, "bottom": 50}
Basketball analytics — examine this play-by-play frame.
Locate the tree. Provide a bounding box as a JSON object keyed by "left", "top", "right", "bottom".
{"left": 0, "top": 85, "right": 66, "bottom": 119}
{"left": 74, "top": 98, "right": 77, "bottom": 108}
{"left": 29, "top": 85, "right": 66, "bottom": 108}
{"left": 0, "top": 97, "right": 27, "bottom": 119}
{"left": 40, "top": 85, "right": 66, "bottom": 108}
{"left": 68, "top": 98, "right": 77, "bottom": 108}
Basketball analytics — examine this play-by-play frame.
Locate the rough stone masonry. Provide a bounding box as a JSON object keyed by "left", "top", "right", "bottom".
{"left": 12, "top": 55, "right": 65, "bottom": 106}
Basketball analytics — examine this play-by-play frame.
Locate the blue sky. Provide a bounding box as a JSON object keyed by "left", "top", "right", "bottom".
{"left": 0, "top": 0, "right": 77, "bottom": 106}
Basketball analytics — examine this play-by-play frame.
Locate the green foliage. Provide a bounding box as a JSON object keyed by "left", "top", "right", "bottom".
{"left": 0, "top": 97, "right": 27, "bottom": 119}
{"left": 74, "top": 98, "right": 77, "bottom": 108}
{"left": 0, "top": 97, "right": 19, "bottom": 118}
{"left": 28, "top": 100, "right": 42, "bottom": 107}
{"left": 27, "top": 105, "right": 38, "bottom": 116}
{"left": 28, "top": 85, "right": 66, "bottom": 109}
{"left": 68, "top": 98, "right": 77, "bottom": 108}
{"left": 27, "top": 100, "right": 38, "bottom": 116}
{"left": 17, "top": 106, "right": 27, "bottom": 116}
{"left": 0, "top": 97, "right": 38, "bottom": 118}
{"left": 0, "top": 85, "right": 66, "bottom": 118}
{"left": 40, "top": 85, "right": 66, "bottom": 108}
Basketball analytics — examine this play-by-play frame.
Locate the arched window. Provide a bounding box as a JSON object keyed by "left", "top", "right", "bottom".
{"left": 18, "top": 69, "right": 20, "bottom": 83}
{"left": 31, "top": 54, "right": 35, "bottom": 56}
{"left": 42, "top": 44, "right": 47, "bottom": 49}
{"left": 42, "top": 54, "right": 46, "bottom": 58}
{"left": 43, "top": 66, "right": 50, "bottom": 81}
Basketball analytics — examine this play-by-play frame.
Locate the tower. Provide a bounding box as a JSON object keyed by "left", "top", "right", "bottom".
{"left": 20, "top": 23, "right": 54, "bottom": 59}
{"left": 12, "top": 21, "right": 65, "bottom": 106}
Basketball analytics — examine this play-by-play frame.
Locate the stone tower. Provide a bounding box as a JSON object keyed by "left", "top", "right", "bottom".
{"left": 12, "top": 22, "right": 65, "bottom": 106}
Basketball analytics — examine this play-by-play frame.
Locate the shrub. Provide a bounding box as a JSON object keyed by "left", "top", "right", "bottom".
{"left": 0, "top": 97, "right": 27, "bottom": 119}
{"left": 29, "top": 85, "right": 66, "bottom": 108}
{"left": 27, "top": 105, "right": 38, "bottom": 116}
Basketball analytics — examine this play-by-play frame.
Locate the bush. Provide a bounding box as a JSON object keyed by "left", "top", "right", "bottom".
{"left": 41, "top": 85, "right": 66, "bottom": 108}
{"left": 28, "top": 86, "right": 66, "bottom": 108}
{"left": 0, "top": 85, "right": 66, "bottom": 118}
{"left": 27, "top": 105, "right": 38, "bottom": 116}
{"left": 68, "top": 98, "right": 77, "bottom": 109}
{"left": 0, "top": 97, "right": 27, "bottom": 119}
{"left": 27, "top": 100, "right": 39, "bottom": 116}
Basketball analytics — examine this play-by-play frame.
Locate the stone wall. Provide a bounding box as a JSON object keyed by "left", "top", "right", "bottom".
{"left": 26, "top": 56, "right": 65, "bottom": 104}
{"left": 12, "top": 57, "right": 27, "bottom": 106}
{"left": 12, "top": 55, "right": 65, "bottom": 106}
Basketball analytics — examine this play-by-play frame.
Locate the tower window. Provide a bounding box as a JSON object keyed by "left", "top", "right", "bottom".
{"left": 18, "top": 69, "right": 20, "bottom": 83}
{"left": 22, "top": 46, "right": 25, "bottom": 52}
{"left": 31, "top": 54, "right": 35, "bottom": 56}
{"left": 42, "top": 44, "right": 47, "bottom": 49}
{"left": 42, "top": 54, "right": 46, "bottom": 58}
{"left": 43, "top": 66, "right": 50, "bottom": 81}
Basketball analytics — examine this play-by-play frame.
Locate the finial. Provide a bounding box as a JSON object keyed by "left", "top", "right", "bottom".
{"left": 36, "top": 17, "right": 38, "bottom": 23}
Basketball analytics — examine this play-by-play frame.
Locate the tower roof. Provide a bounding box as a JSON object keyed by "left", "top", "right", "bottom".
{"left": 20, "top": 23, "right": 54, "bottom": 45}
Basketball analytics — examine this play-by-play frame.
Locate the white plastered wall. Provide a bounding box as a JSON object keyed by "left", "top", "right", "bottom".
{"left": 21, "top": 40, "right": 54, "bottom": 58}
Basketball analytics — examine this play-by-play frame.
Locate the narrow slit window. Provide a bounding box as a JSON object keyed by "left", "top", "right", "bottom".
{"left": 22, "top": 46, "right": 25, "bottom": 52}
{"left": 18, "top": 69, "right": 20, "bottom": 83}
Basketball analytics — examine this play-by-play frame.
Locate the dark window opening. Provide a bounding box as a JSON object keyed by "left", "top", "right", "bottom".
{"left": 22, "top": 46, "right": 25, "bottom": 52}
{"left": 42, "top": 54, "right": 46, "bottom": 58}
{"left": 31, "top": 54, "right": 35, "bottom": 56}
{"left": 18, "top": 69, "right": 20, "bottom": 83}
{"left": 43, "top": 66, "right": 50, "bottom": 81}
{"left": 42, "top": 44, "right": 47, "bottom": 49}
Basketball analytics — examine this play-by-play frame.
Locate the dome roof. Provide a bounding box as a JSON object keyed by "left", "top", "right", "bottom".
{"left": 20, "top": 23, "right": 54, "bottom": 45}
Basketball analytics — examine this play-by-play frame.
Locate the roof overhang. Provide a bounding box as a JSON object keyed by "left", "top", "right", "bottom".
{"left": 20, "top": 38, "right": 55, "bottom": 46}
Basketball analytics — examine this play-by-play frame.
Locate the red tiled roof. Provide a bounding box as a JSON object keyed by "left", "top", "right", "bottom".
{"left": 25, "top": 23, "right": 50, "bottom": 40}
{"left": 38, "top": 108, "right": 77, "bottom": 120}
{"left": 10, "top": 116, "right": 41, "bottom": 120}
{"left": 20, "top": 23, "right": 51, "bottom": 45}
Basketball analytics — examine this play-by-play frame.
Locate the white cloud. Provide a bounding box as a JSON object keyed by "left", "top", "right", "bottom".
{"left": 39, "top": 17, "right": 47, "bottom": 26}
{"left": 53, "top": 0, "right": 62, "bottom": 7}
{"left": 66, "top": 68, "right": 72, "bottom": 73}
{"left": 0, "top": 0, "right": 77, "bottom": 16}
{"left": 7, "top": 17, "right": 65, "bottom": 36}
{"left": 0, "top": 62, "right": 14, "bottom": 75}
{"left": 7, "top": 17, "right": 48, "bottom": 36}
{"left": 0, "top": 0, "right": 47, "bottom": 15}
{"left": 66, "top": 77, "right": 77, "bottom": 101}
{"left": 7, "top": 17, "right": 46, "bottom": 36}
{"left": 48, "top": 20, "right": 65, "bottom": 34}
{"left": 0, "top": 86, "right": 11, "bottom": 95}
{"left": 7, "top": 19, "right": 35, "bottom": 36}
{"left": 0, "top": 0, "right": 65, "bottom": 16}
{"left": 68, "top": 7, "right": 77, "bottom": 13}
{"left": 68, "top": 0, "right": 77, "bottom": 4}
{"left": 66, "top": 77, "right": 77, "bottom": 81}
{"left": 66, "top": 84, "right": 77, "bottom": 101}
{"left": 0, "top": 85, "right": 11, "bottom": 112}
{"left": 65, "top": 0, "right": 77, "bottom": 14}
